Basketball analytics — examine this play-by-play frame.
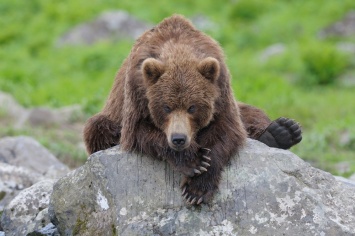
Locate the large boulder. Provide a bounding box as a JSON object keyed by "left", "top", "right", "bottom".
{"left": 0, "top": 136, "right": 69, "bottom": 212}
{"left": 0, "top": 91, "right": 82, "bottom": 128}
{"left": 0, "top": 136, "right": 70, "bottom": 234}
{"left": 1, "top": 180, "right": 56, "bottom": 236}
{"left": 0, "top": 162, "right": 42, "bottom": 212}
{"left": 49, "top": 139, "right": 355, "bottom": 235}
{"left": 56, "top": 10, "right": 152, "bottom": 46}
{"left": 0, "top": 136, "right": 69, "bottom": 176}
{"left": 319, "top": 11, "right": 355, "bottom": 38}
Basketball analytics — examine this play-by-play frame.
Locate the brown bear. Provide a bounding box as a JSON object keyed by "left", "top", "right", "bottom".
{"left": 83, "top": 15, "right": 302, "bottom": 205}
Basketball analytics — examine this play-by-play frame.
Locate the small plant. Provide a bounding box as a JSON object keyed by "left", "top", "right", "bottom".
{"left": 298, "top": 41, "right": 349, "bottom": 86}
{"left": 228, "top": 0, "right": 270, "bottom": 22}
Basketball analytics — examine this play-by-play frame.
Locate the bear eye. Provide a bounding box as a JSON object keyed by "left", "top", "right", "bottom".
{"left": 187, "top": 105, "right": 196, "bottom": 114}
{"left": 163, "top": 105, "right": 172, "bottom": 113}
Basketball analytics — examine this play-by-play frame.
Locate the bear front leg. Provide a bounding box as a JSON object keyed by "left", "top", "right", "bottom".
{"left": 180, "top": 151, "right": 222, "bottom": 205}
{"left": 83, "top": 114, "right": 121, "bottom": 154}
{"left": 180, "top": 120, "right": 245, "bottom": 205}
{"left": 257, "top": 117, "right": 302, "bottom": 149}
{"left": 238, "top": 103, "right": 302, "bottom": 149}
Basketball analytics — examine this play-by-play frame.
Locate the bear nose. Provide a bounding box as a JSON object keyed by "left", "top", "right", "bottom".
{"left": 171, "top": 133, "right": 187, "bottom": 147}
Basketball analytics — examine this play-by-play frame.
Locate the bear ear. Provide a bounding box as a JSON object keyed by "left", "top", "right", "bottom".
{"left": 142, "top": 58, "right": 165, "bottom": 86}
{"left": 198, "top": 57, "right": 220, "bottom": 82}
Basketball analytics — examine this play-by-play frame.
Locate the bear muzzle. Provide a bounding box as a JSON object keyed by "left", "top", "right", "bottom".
{"left": 166, "top": 111, "right": 192, "bottom": 151}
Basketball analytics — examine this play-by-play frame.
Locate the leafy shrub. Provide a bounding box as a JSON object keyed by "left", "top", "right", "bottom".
{"left": 228, "top": 0, "right": 270, "bottom": 22}
{"left": 298, "top": 41, "right": 349, "bottom": 86}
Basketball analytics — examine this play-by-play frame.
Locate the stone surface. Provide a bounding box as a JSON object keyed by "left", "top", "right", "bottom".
{"left": 259, "top": 43, "right": 286, "bottom": 62}
{"left": 0, "top": 136, "right": 69, "bottom": 176}
{"left": 0, "top": 91, "right": 27, "bottom": 127}
{"left": 319, "top": 11, "right": 355, "bottom": 38}
{"left": 1, "top": 180, "right": 56, "bottom": 236}
{"left": 23, "top": 105, "right": 82, "bottom": 127}
{"left": 0, "top": 91, "right": 82, "bottom": 129}
{"left": 337, "top": 42, "right": 355, "bottom": 54}
{"left": 190, "top": 14, "right": 217, "bottom": 31}
{"left": 0, "top": 136, "right": 70, "bottom": 232}
{"left": 57, "top": 10, "right": 152, "bottom": 46}
{"left": 27, "top": 223, "right": 59, "bottom": 236}
{"left": 0, "top": 162, "right": 43, "bottom": 212}
{"left": 350, "top": 173, "right": 355, "bottom": 182}
{"left": 49, "top": 139, "right": 355, "bottom": 235}
{"left": 334, "top": 176, "right": 355, "bottom": 188}
{"left": 0, "top": 91, "right": 26, "bottom": 117}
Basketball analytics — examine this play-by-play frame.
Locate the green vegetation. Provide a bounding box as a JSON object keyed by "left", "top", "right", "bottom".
{"left": 1, "top": 0, "right": 355, "bottom": 176}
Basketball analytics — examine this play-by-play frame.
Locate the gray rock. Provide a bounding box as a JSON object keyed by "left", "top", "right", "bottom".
{"left": 319, "top": 11, "right": 355, "bottom": 38}
{"left": 335, "top": 161, "right": 351, "bottom": 175}
{"left": 27, "top": 223, "right": 59, "bottom": 236}
{"left": 0, "top": 136, "right": 69, "bottom": 214}
{"left": 16, "top": 105, "right": 83, "bottom": 128}
{"left": 190, "top": 15, "right": 217, "bottom": 31}
{"left": 334, "top": 175, "right": 355, "bottom": 188}
{"left": 337, "top": 42, "right": 355, "bottom": 54}
{"left": 0, "top": 91, "right": 27, "bottom": 126}
{"left": 350, "top": 173, "right": 355, "bottom": 181}
{"left": 49, "top": 139, "right": 355, "bottom": 235}
{"left": 259, "top": 43, "right": 286, "bottom": 62}
{"left": 0, "top": 136, "right": 69, "bottom": 176}
{"left": 0, "top": 91, "right": 83, "bottom": 128}
{"left": 0, "top": 162, "right": 43, "bottom": 212}
{"left": 1, "top": 180, "right": 56, "bottom": 236}
{"left": 30, "top": 105, "right": 82, "bottom": 127}
{"left": 57, "top": 10, "right": 152, "bottom": 46}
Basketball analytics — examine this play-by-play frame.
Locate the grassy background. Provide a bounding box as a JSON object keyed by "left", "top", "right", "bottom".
{"left": 1, "top": 0, "right": 355, "bottom": 176}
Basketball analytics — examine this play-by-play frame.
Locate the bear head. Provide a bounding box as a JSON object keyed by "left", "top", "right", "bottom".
{"left": 142, "top": 54, "right": 220, "bottom": 151}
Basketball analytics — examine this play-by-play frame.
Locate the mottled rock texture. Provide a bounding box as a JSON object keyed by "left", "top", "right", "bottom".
{"left": 1, "top": 180, "right": 56, "bottom": 236}
{"left": 0, "top": 136, "right": 69, "bottom": 235}
{"left": 49, "top": 139, "right": 355, "bottom": 235}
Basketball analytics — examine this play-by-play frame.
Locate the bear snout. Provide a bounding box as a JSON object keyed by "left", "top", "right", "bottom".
{"left": 171, "top": 133, "right": 187, "bottom": 149}
{"left": 166, "top": 111, "right": 192, "bottom": 151}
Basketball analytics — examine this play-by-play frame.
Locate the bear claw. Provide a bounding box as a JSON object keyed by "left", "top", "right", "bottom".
{"left": 182, "top": 187, "right": 187, "bottom": 195}
{"left": 197, "top": 197, "right": 203, "bottom": 205}
{"left": 199, "top": 166, "right": 208, "bottom": 172}
{"left": 176, "top": 147, "right": 211, "bottom": 177}
{"left": 201, "top": 148, "right": 211, "bottom": 154}
{"left": 201, "top": 161, "right": 210, "bottom": 167}
{"left": 189, "top": 197, "right": 197, "bottom": 205}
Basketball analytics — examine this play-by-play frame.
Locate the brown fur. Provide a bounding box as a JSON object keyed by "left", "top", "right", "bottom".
{"left": 83, "top": 15, "right": 297, "bottom": 204}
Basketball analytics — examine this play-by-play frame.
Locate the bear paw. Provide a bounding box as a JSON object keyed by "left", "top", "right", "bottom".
{"left": 176, "top": 147, "right": 211, "bottom": 177}
{"left": 180, "top": 175, "right": 217, "bottom": 205}
{"left": 258, "top": 117, "right": 302, "bottom": 149}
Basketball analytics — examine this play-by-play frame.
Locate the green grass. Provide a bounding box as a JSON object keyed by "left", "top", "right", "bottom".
{"left": 0, "top": 0, "right": 355, "bottom": 175}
